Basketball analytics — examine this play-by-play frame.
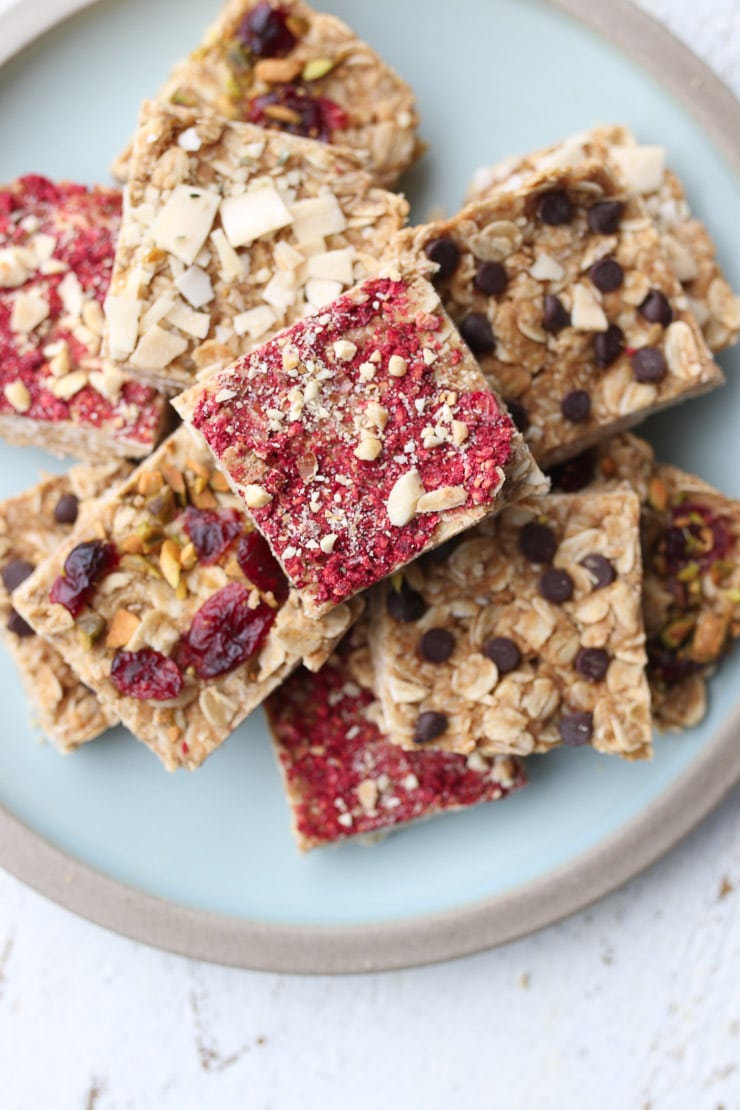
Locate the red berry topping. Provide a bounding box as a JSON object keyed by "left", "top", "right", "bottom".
{"left": 49, "top": 540, "right": 119, "bottom": 618}
{"left": 248, "top": 86, "right": 348, "bottom": 141}
{"left": 110, "top": 648, "right": 183, "bottom": 701}
{"left": 236, "top": 2, "right": 297, "bottom": 57}
{"left": 183, "top": 506, "right": 242, "bottom": 565}
{"left": 237, "top": 531, "right": 289, "bottom": 602}
{"left": 179, "top": 582, "right": 276, "bottom": 679}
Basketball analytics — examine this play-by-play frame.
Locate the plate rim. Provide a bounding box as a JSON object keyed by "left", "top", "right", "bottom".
{"left": 1, "top": 0, "right": 740, "bottom": 974}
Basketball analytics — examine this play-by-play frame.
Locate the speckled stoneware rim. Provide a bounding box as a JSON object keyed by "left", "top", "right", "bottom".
{"left": 1, "top": 0, "right": 740, "bottom": 975}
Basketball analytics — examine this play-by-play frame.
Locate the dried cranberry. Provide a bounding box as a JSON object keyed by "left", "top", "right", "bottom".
{"left": 184, "top": 506, "right": 242, "bottom": 566}
{"left": 248, "top": 86, "right": 347, "bottom": 141}
{"left": 647, "top": 643, "right": 701, "bottom": 687}
{"left": 237, "top": 531, "right": 289, "bottom": 602}
{"left": 236, "top": 2, "right": 297, "bottom": 57}
{"left": 179, "top": 582, "right": 276, "bottom": 679}
{"left": 110, "top": 648, "right": 183, "bottom": 701}
{"left": 49, "top": 540, "right": 119, "bottom": 618}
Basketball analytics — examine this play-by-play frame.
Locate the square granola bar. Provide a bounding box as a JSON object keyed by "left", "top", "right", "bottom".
{"left": 0, "top": 175, "right": 170, "bottom": 462}
{"left": 368, "top": 487, "right": 652, "bottom": 761}
{"left": 103, "top": 101, "right": 408, "bottom": 393}
{"left": 467, "top": 125, "right": 740, "bottom": 352}
{"left": 13, "top": 427, "right": 360, "bottom": 770}
{"left": 174, "top": 266, "right": 547, "bottom": 618}
{"left": 112, "top": 0, "right": 422, "bottom": 188}
{"left": 265, "top": 619, "right": 526, "bottom": 851}
{"left": 394, "top": 161, "right": 723, "bottom": 467}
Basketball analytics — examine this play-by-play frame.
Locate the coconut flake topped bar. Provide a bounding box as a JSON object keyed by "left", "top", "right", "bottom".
{"left": 265, "top": 619, "right": 526, "bottom": 851}
{"left": 394, "top": 161, "right": 723, "bottom": 467}
{"left": 103, "top": 101, "right": 408, "bottom": 394}
{"left": 0, "top": 463, "right": 129, "bottom": 751}
{"left": 467, "top": 125, "right": 740, "bottom": 352}
{"left": 0, "top": 176, "right": 170, "bottom": 462}
{"left": 13, "top": 427, "right": 360, "bottom": 770}
{"left": 368, "top": 487, "right": 652, "bottom": 761}
{"left": 111, "top": 0, "right": 422, "bottom": 189}
{"left": 174, "top": 267, "right": 547, "bottom": 618}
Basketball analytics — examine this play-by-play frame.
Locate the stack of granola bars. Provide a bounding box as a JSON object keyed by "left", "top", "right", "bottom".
{"left": 2, "top": 0, "right": 740, "bottom": 852}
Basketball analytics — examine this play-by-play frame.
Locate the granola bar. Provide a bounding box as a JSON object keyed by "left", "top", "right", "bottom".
{"left": 0, "top": 463, "right": 129, "bottom": 751}
{"left": 103, "top": 101, "right": 408, "bottom": 394}
{"left": 0, "top": 175, "right": 170, "bottom": 461}
{"left": 368, "top": 487, "right": 652, "bottom": 761}
{"left": 393, "top": 161, "right": 723, "bottom": 467}
{"left": 467, "top": 125, "right": 740, "bottom": 352}
{"left": 111, "top": 0, "right": 422, "bottom": 189}
{"left": 265, "top": 619, "right": 526, "bottom": 851}
{"left": 173, "top": 264, "right": 547, "bottom": 619}
{"left": 13, "top": 426, "right": 360, "bottom": 770}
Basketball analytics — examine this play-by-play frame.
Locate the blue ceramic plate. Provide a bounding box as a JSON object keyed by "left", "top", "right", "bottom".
{"left": 1, "top": 0, "right": 739, "bottom": 972}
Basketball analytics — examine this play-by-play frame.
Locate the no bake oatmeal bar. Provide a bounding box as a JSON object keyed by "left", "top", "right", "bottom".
{"left": 368, "top": 487, "right": 652, "bottom": 761}
{"left": 174, "top": 266, "right": 547, "bottom": 618}
{"left": 103, "top": 101, "right": 408, "bottom": 393}
{"left": 111, "top": 0, "right": 422, "bottom": 188}
{"left": 14, "top": 427, "right": 360, "bottom": 770}
{"left": 0, "top": 175, "right": 170, "bottom": 462}
{"left": 265, "top": 619, "right": 526, "bottom": 851}
{"left": 394, "top": 161, "right": 723, "bottom": 467}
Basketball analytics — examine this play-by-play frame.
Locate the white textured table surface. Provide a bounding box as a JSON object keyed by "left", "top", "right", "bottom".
{"left": 2, "top": 3, "right": 740, "bottom": 1108}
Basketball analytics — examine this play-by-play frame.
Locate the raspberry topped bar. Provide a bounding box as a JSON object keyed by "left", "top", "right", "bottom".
{"left": 14, "top": 427, "right": 360, "bottom": 770}
{"left": 467, "top": 125, "right": 740, "bottom": 352}
{"left": 368, "top": 487, "right": 652, "bottom": 761}
{"left": 394, "top": 161, "right": 723, "bottom": 467}
{"left": 174, "top": 267, "right": 547, "bottom": 618}
{"left": 265, "top": 619, "right": 526, "bottom": 851}
{"left": 0, "top": 463, "right": 128, "bottom": 751}
{"left": 103, "top": 102, "right": 408, "bottom": 393}
{"left": 111, "top": 0, "right": 422, "bottom": 188}
{"left": 0, "top": 176, "right": 170, "bottom": 462}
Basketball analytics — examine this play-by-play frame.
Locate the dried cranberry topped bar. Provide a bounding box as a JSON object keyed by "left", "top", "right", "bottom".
{"left": 467, "top": 125, "right": 740, "bottom": 352}
{"left": 13, "top": 428, "right": 360, "bottom": 770}
{"left": 103, "top": 102, "right": 408, "bottom": 394}
{"left": 394, "top": 161, "right": 723, "bottom": 467}
{"left": 174, "top": 268, "right": 547, "bottom": 618}
{"left": 0, "top": 175, "right": 170, "bottom": 462}
{"left": 265, "top": 619, "right": 526, "bottom": 851}
{"left": 111, "top": 0, "right": 422, "bottom": 188}
{"left": 368, "top": 488, "right": 652, "bottom": 761}
{"left": 0, "top": 463, "right": 129, "bottom": 751}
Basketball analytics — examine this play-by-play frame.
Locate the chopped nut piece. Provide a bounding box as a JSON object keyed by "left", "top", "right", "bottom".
{"left": 105, "top": 608, "right": 142, "bottom": 648}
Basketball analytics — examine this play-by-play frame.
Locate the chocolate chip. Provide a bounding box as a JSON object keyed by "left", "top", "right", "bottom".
{"left": 414, "top": 710, "right": 448, "bottom": 744}
{"left": 424, "top": 538, "right": 457, "bottom": 565}
{"left": 519, "top": 522, "right": 557, "bottom": 564}
{"left": 589, "top": 257, "right": 624, "bottom": 293}
{"left": 424, "top": 237, "right": 460, "bottom": 280}
{"left": 1, "top": 558, "right": 35, "bottom": 593}
{"left": 459, "top": 313, "right": 495, "bottom": 355}
{"left": 474, "top": 260, "right": 508, "bottom": 296}
{"left": 483, "top": 636, "right": 521, "bottom": 674}
{"left": 7, "top": 610, "right": 34, "bottom": 638}
{"left": 53, "top": 493, "right": 80, "bottom": 525}
{"left": 561, "top": 389, "right": 591, "bottom": 423}
{"left": 537, "top": 190, "right": 573, "bottom": 226}
{"left": 575, "top": 647, "right": 610, "bottom": 681}
{"left": 505, "top": 398, "right": 529, "bottom": 433}
{"left": 539, "top": 567, "right": 574, "bottom": 604}
{"left": 420, "top": 627, "right": 455, "bottom": 663}
{"left": 542, "top": 293, "right": 571, "bottom": 333}
{"left": 387, "top": 582, "right": 427, "bottom": 622}
{"left": 632, "top": 346, "right": 667, "bottom": 383}
{"left": 547, "top": 450, "right": 596, "bottom": 493}
{"left": 587, "top": 200, "right": 623, "bottom": 235}
{"left": 558, "top": 711, "right": 593, "bottom": 746}
{"left": 639, "top": 289, "right": 673, "bottom": 327}
{"left": 593, "top": 324, "right": 624, "bottom": 368}
{"left": 579, "top": 553, "right": 615, "bottom": 590}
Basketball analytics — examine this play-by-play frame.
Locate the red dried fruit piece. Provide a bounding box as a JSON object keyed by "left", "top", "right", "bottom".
{"left": 49, "top": 540, "right": 119, "bottom": 618}
{"left": 236, "top": 1, "right": 297, "bottom": 57}
{"left": 183, "top": 506, "right": 242, "bottom": 565}
{"left": 237, "top": 531, "right": 290, "bottom": 603}
{"left": 248, "top": 86, "right": 348, "bottom": 141}
{"left": 179, "top": 582, "right": 275, "bottom": 679}
{"left": 110, "top": 648, "right": 183, "bottom": 701}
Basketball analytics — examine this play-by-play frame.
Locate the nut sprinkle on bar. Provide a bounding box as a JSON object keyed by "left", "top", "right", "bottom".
{"left": 174, "top": 267, "right": 547, "bottom": 618}
{"left": 0, "top": 176, "right": 170, "bottom": 462}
